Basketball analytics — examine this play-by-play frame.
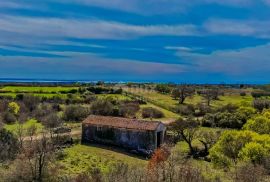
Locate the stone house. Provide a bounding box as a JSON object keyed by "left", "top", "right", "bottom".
{"left": 82, "top": 115, "right": 166, "bottom": 155}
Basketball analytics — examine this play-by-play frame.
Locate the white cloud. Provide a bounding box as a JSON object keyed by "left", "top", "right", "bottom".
{"left": 0, "top": 1, "right": 30, "bottom": 9}
{"left": 0, "top": 15, "right": 198, "bottom": 40}
{"left": 204, "top": 18, "right": 270, "bottom": 38}
{"left": 177, "top": 43, "right": 270, "bottom": 75}
{"left": 0, "top": 54, "right": 186, "bottom": 78}
{"left": 165, "top": 46, "right": 194, "bottom": 51}
{"left": 55, "top": 0, "right": 254, "bottom": 15}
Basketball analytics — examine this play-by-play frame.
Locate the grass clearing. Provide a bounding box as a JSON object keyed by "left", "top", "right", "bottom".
{"left": 124, "top": 87, "right": 253, "bottom": 111}
{"left": 138, "top": 103, "right": 180, "bottom": 123}
{"left": 0, "top": 86, "right": 78, "bottom": 93}
{"left": 97, "top": 94, "right": 132, "bottom": 101}
{"left": 4, "top": 119, "right": 44, "bottom": 136}
{"left": 58, "top": 144, "right": 147, "bottom": 176}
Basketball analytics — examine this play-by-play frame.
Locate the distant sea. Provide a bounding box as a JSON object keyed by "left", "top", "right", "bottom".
{"left": 0, "top": 78, "right": 128, "bottom": 84}
{"left": 0, "top": 78, "right": 266, "bottom": 85}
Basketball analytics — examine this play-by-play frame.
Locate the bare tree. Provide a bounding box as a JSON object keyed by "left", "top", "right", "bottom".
{"left": 24, "top": 134, "right": 54, "bottom": 182}
{"left": 172, "top": 85, "right": 195, "bottom": 104}
{"left": 201, "top": 89, "right": 218, "bottom": 106}
{"left": 27, "top": 123, "right": 37, "bottom": 143}
{"left": 42, "top": 113, "right": 63, "bottom": 139}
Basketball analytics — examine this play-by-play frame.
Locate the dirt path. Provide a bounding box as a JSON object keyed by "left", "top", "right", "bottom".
{"left": 23, "top": 130, "right": 81, "bottom": 141}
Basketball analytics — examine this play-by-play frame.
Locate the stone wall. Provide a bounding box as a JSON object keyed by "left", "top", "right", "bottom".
{"left": 82, "top": 124, "right": 158, "bottom": 155}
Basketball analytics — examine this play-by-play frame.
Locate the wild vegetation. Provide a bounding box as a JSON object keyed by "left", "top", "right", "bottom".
{"left": 0, "top": 82, "right": 270, "bottom": 181}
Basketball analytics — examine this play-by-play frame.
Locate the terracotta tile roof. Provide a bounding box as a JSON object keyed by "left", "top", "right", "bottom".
{"left": 82, "top": 115, "right": 162, "bottom": 131}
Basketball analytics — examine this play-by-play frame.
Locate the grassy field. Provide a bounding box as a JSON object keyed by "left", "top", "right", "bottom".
{"left": 4, "top": 119, "right": 44, "bottom": 136}
{"left": 137, "top": 103, "right": 180, "bottom": 123}
{"left": 97, "top": 94, "right": 132, "bottom": 101}
{"left": 58, "top": 144, "right": 147, "bottom": 176}
{"left": 124, "top": 87, "right": 253, "bottom": 111}
{"left": 0, "top": 86, "right": 78, "bottom": 93}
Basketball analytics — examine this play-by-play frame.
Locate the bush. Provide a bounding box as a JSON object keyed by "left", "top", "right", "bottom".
{"left": 119, "top": 102, "right": 140, "bottom": 118}
{"left": 251, "top": 91, "right": 270, "bottom": 98}
{"left": 142, "top": 107, "right": 164, "bottom": 118}
{"left": 2, "top": 112, "right": 17, "bottom": 124}
{"left": 22, "top": 95, "right": 40, "bottom": 112}
{"left": 243, "top": 115, "right": 270, "bottom": 135}
{"left": 91, "top": 99, "right": 114, "bottom": 116}
{"left": 240, "top": 92, "right": 246, "bottom": 96}
{"left": 209, "top": 130, "right": 270, "bottom": 167}
{"left": 253, "top": 99, "right": 270, "bottom": 111}
{"left": 216, "top": 103, "right": 238, "bottom": 113}
{"left": 63, "top": 105, "right": 90, "bottom": 122}
{"left": 234, "top": 163, "right": 267, "bottom": 182}
{"left": 33, "top": 103, "right": 53, "bottom": 121}
{"left": 202, "top": 112, "right": 244, "bottom": 129}
{"left": 194, "top": 103, "right": 212, "bottom": 117}
{"left": 155, "top": 84, "right": 172, "bottom": 94}
{"left": 175, "top": 104, "right": 195, "bottom": 116}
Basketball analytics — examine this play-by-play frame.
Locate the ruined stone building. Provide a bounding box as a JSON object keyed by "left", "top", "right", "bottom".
{"left": 82, "top": 115, "right": 166, "bottom": 155}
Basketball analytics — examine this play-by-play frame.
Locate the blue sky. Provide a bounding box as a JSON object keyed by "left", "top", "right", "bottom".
{"left": 0, "top": 0, "right": 270, "bottom": 83}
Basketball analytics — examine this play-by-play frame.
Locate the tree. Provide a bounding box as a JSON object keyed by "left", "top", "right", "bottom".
{"left": 6, "top": 135, "right": 55, "bottom": 182}
{"left": 155, "top": 84, "right": 171, "bottom": 94}
{"left": 8, "top": 102, "right": 20, "bottom": 115}
{"left": 0, "top": 128, "right": 19, "bottom": 162}
{"left": 27, "top": 123, "right": 38, "bottom": 143}
{"left": 210, "top": 130, "right": 270, "bottom": 167}
{"left": 200, "top": 89, "right": 217, "bottom": 106}
{"left": 169, "top": 117, "right": 199, "bottom": 156}
{"left": 198, "top": 130, "right": 221, "bottom": 157}
{"left": 23, "top": 95, "right": 40, "bottom": 112}
{"left": 42, "top": 113, "right": 63, "bottom": 139}
{"left": 172, "top": 85, "right": 195, "bottom": 104}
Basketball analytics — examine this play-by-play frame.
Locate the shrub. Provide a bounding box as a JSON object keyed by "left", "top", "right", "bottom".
{"left": 63, "top": 105, "right": 90, "bottom": 122}
{"left": 234, "top": 163, "right": 267, "bottom": 182}
{"left": 194, "top": 103, "right": 212, "bottom": 117}
{"left": 8, "top": 102, "right": 20, "bottom": 115}
{"left": 33, "top": 103, "right": 53, "bottom": 121}
{"left": 253, "top": 99, "right": 270, "bottom": 111}
{"left": 2, "top": 112, "right": 17, "bottom": 124}
{"left": 243, "top": 115, "right": 270, "bottom": 135}
{"left": 251, "top": 91, "right": 270, "bottom": 98}
{"left": 142, "top": 107, "right": 164, "bottom": 118}
{"left": 202, "top": 112, "right": 244, "bottom": 129}
{"left": 90, "top": 99, "right": 114, "bottom": 116}
{"left": 240, "top": 92, "right": 246, "bottom": 96}
{"left": 216, "top": 103, "right": 238, "bottom": 113}
{"left": 155, "top": 84, "right": 172, "bottom": 94}
{"left": 0, "top": 128, "right": 19, "bottom": 162}
{"left": 119, "top": 102, "right": 140, "bottom": 118}
{"left": 210, "top": 130, "right": 270, "bottom": 167}
{"left": 22, "top": 95, "right": 40, "bottom": 112}
{"left": 175, "top": 104, "right": 195, "bottom": 116}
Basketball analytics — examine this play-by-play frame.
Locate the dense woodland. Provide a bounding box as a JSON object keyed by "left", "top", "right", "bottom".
{"left": 0, "top": 82, "right": 270, "bottom": 181}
